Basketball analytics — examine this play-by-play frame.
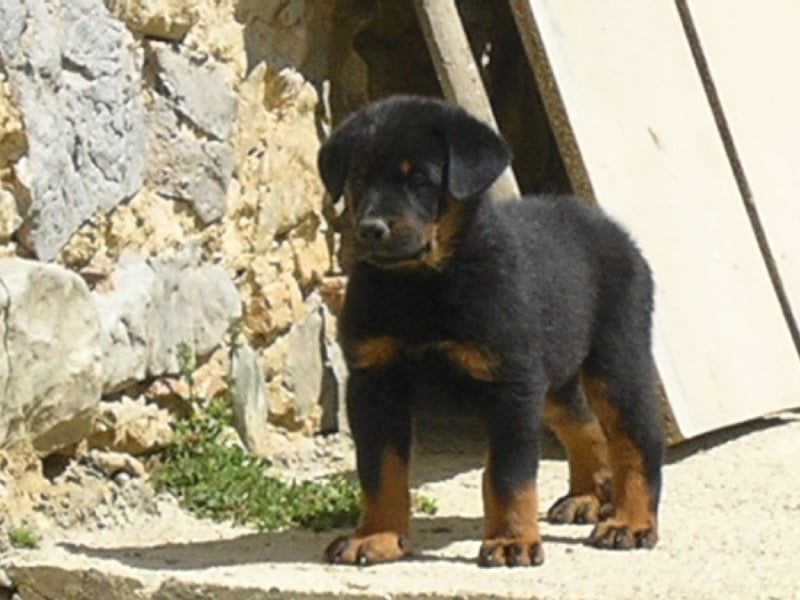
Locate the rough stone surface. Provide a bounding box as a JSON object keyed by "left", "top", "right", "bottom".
{"left": 151, "top": 42, "right": 236, "bottom": 141}
{"left": 0, "top": 71, "right": 26, "bottom": 168}
{"left": 0, "top": 0, "right": 340, "bottom": 439}
{"left": 231, "top": 345, "right": 269, "bottom": 457}
{"left": 321, "top": 301, "right": 348, "bottom": 433}
{"left": 146, "top": 95, "right": 233, "bottom": 224}
{"left": 0, "top": 275, "right": 7, "bottom": 403}
{"left": 0, "top": 258, "right": 102, "bottom": 453}
{"left": 0, "top": 186, "right": 20, "bottom": 243}
{"left": 146, "top": 245, "right": 242, "bottom": 376}
{"left": 0, "top": 188, "right": 22, "bottom": 244}
{"left": 87, "top": 395, "right": 174, "bottom": 455}
{"left": 93, "top": 246, "right": 242, "bottom": 385}
{"left": 252, "top": 68, "right": 322, "bottom": 242}
{"left": 0, "top": 0, "right": 144, "bottom": 260}
{"left": 93, "top": 251, "right": 154, "bottom": 391}
{"left": 282, "top": 293, "right": 325, "bottom": 428}
{"left": 104, "top": 0, "right": 199, "bottom": 41}
{"left": 84, "top": 448, "right": 146, "bottom": 478}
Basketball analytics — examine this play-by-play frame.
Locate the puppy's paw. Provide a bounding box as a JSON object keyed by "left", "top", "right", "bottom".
{"left": 478, "top": 537, "right": 544, "bottom": 568}
{"left": 547, "top": 493, "right": 613, "bottom": 524}
{"left": 588, "top": 519, "right": 658, "bottom": 549}
{"left": 325, "top": 532, "right": 407, "bottom": 566}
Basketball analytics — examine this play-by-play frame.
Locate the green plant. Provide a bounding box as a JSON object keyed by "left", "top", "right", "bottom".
{"left": 176, "top": 340, "right": 197, "bottom": 402}
{"left": 225, "top": 316, "right": 244, "bottom": 399}
{"left": 413, "top": 492, "right": 439, "bottom": 516}
{"left": 151, "top": 395, "right": 361, "bottom": 532}
{"left": 8, "top": 523, "right": 40, "bottom": 549}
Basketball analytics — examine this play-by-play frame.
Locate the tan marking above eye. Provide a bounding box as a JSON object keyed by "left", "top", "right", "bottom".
{"left": 399, "top": 158, "right": 413, "bottom": 176}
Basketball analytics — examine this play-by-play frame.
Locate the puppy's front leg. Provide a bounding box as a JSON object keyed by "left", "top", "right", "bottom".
{"left": 478, "top": 387, "right": 545, "bottom": 568}
{"left": 325, "top": 368, "right": 411, "bottom": 566}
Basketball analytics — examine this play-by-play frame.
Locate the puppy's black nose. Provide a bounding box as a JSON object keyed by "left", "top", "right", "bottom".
{"left": 357, "top": 217, "right": 391, "bottom": 243}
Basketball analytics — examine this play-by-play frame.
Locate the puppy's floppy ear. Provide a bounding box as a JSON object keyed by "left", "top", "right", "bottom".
{"left": 444, "top": 110, "right": 511, "bottom": 200}
{"left": 318, "top": 125, "right": 358, "bottom": 202}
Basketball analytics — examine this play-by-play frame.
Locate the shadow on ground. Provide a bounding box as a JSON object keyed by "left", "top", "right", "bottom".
{"left": 59, "top": 411, "right": 797, "bottom": 572}
{"left": 59, "top": 514, "right": 587, "bottom": 570}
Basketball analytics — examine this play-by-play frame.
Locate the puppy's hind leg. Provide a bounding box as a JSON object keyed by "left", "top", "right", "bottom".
{"left": 580, "top": 342, "right": 664, "bottom": 549}
{"left": 543, "top": 378, "right": 613, "bottom": 525}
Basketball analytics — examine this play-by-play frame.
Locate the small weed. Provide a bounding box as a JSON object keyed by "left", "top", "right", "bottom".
{"left": 176, "top": 340, "right": 197, "bottom": 402}
{"left": 413, "top": 492, "right": 439, "bottom": 516}
{"left": 151, "top": 394, "right": 361, "bottom": 532}
{"left": 8, "top": 523, "right": 40, "bottom": 549}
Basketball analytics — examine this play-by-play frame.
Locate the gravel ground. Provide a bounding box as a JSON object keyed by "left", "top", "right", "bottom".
{"left": 3, "top": 411, "right": 800, "bottom": 599}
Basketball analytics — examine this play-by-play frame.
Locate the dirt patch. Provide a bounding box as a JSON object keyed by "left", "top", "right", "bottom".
{"left": 2, "top": 413, "right": 800, "bottom": 599}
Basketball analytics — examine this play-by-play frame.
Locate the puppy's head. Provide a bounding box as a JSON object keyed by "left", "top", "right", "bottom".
{"left": 318, "top": 95, "right": 510, "bottom": 270}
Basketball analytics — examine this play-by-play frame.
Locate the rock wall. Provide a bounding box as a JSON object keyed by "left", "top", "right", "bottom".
{"left": 0, "top": 0, "right": 569, "bottom": 458}
{"left": 0, "top": 0, "right": 354, "bottom": 456}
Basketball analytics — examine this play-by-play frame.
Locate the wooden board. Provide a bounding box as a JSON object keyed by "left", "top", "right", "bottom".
{"left": 511, "top": 0, "right": 800, "bottom": 437}
{"left": 413, "top": 0, "right": 520, "bottom": 202}
{"left": 688, "top": 0, "right": 800, "bottom": 337}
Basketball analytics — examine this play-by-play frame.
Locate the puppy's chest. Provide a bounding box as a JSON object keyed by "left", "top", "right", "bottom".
{"left": 345, "top": 333, "right": 499, "bottom": 381}
{"left": 342, "top": 270, "right": 516, "bottom": 382}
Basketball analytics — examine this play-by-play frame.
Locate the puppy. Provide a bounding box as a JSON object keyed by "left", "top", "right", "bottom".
{"left": 318, "top": 95, "right": 663, "bottom": 567}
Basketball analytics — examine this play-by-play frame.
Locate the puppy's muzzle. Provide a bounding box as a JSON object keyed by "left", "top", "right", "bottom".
{"left": 357, "top": 217, "right": 392, "bottom": 244}
{"left": 354, "top": 216, "right": 432, "bottom": 267}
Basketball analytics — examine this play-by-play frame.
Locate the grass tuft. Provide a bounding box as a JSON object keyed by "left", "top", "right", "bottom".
{"left": 151, "top": 395, "right": 361, "bottom": 532}
{"left": 153, "top": 326, "right": 437, "bottom": 532}
{"left": 9, "top": 523, "right": 40, "bottom": 549}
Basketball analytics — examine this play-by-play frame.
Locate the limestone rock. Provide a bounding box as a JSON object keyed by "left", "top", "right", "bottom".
{"left": 146, "top": 245, "right": 242, "bottom": 376}
{"left": 84, "top": 448, "right": 146, "bottom": 479}
{"left": 87, "top": 396, "right": 174, "bottom": 455}
{"left": 245, "top": 271, "right": 304, "bottom": 345}
{"left": 144, "top": 377, "right": 192, "bottom": 417}
{"left": 321, "top": 302, "right": 348, "bottom": 434}
{"left": 283, "top": 293, "right": 325, "bottom": 426}
{"left": 104, "top": 0, "right": 199, "bottom": 41}
{"left": 0, "top": 0, "right": 144, "bottom": 260}
{"left": 257, "top": 290, "right": 345, "bottom": 434}
{"left": 231, "top": 345, "right": 269, "bottom": 457}
{"left": 146, "top": 95, "right": 233, "bottom": 224}
{"left": 143, "top": 42, "right": 236, "bottom": 224}
{"left": 151, "top": 42, "right": 236, "bottom": 141}
{"left": 0, "top": 258, "right": 102, "bottom": 454}
{"left": 93, "top": 246, "right": 242, "bottom": 386}
{"left": 93, "top": 251, "right": 154, "bottom": 391}
{"left": 253, "top": 69, "right": 323, "bottom": 242}
{"left": 0, "top": 187, "right": 20, "bottom": 243}
{"left": 0, "top": 72, "right": 27, "bottom": 168}
{"left": 0, "top": 276, "right": 7, "bottom": 406}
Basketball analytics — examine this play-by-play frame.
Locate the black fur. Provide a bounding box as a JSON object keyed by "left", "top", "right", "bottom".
{"left": 319, "top": 95, "right": 664, "bottom": 566}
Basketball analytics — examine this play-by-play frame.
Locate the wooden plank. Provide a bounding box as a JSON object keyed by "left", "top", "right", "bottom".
{"left": 511, "top": 0, "right": 800, "bottom": 437}
{"left": 686, "top": 0, "right": 800, "bottom": 341}
{"left": 412, "top": 0, "right": 520, "bottom": 202}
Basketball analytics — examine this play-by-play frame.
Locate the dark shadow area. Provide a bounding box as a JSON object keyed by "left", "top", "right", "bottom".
{"left": 666, "top": 413, "right": 796, "bottom": 463}
{"left": 410, "top": 409, "right": 565, "bottom": 487}
{"left": 413, "top": 404, "right": 799, "bottom": 475}
{"left": 59, "top": 514, "right": 586, "bottom": 570}
{"left": 59, "top": 529, "right": 328, "bottom": 569}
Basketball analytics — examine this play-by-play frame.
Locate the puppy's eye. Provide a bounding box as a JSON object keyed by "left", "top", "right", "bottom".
{"left": 399, "top": 159, "right": 430, "bottom": 187}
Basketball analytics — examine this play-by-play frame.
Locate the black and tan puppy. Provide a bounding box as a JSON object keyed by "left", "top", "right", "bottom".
{"left": 318, "top": 95, "right": 663, "bottom": 568}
